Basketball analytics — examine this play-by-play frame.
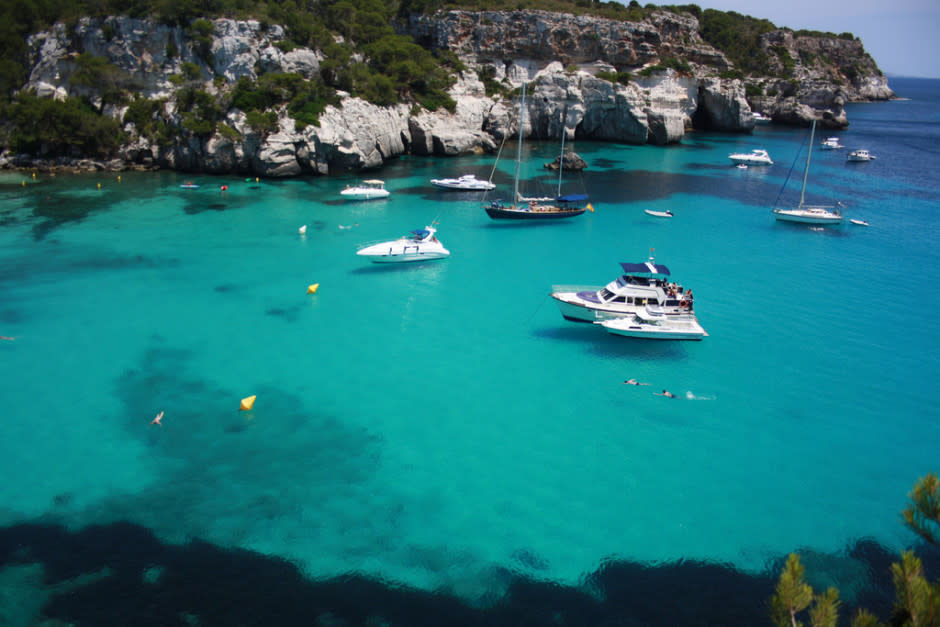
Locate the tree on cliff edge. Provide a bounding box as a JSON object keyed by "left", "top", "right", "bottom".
{"left": 771, "top": 474, "right": 940, "bottom": 626}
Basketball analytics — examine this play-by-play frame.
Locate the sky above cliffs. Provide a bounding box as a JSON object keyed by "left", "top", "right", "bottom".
{"left": 694, "top": 0, "right": 940, "bottom": 79}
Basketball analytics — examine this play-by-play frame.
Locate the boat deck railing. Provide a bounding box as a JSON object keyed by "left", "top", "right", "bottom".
{"left": 551, "top": 284, "right": 602, "bottom": 294}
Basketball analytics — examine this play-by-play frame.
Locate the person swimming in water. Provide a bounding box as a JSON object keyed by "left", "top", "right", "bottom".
{"left": 655, "top": 390, "right": 677, "bottom": 398}
{"left": 623, "top": 379, "right": 650, "bottom": 386}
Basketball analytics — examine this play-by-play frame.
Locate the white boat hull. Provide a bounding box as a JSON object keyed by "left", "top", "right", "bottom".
{"left": 730, "top": 158, "right": 772, "bottom": 166}
{"left": 551, "top": 291, "right": 690, "bottom": 323}
{"left": 729, "top": 150, "right": 773, "bottom": 166}
{"left": 357, "top": 240, "right": 449, "bottom": 263}
{"left": 773, "top": 208, "right": 843, "bottom": 224}
{"left": 358, "top": 250, "right": 449, "bottom": 263}
{"left": 431, "top": 175, "right": 494, "bottom": 191}
{"left": 341, "top": 190, "right": 390, "bottom": 200}
{"left": 597, "top": 316, "right": 707, "bottom": 341}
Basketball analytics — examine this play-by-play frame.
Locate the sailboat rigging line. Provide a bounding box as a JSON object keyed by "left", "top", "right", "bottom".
{"left": 487, "top": 107, "right": 516, "bottom": 187}
{"left": 772, "top": 122, "right": 812, "bottom": 209}
{"left": 526, "top": 292, "right": 550, "bottom": 323}
{"left": 557, "top": 103, "right": 568, "bottom": 198}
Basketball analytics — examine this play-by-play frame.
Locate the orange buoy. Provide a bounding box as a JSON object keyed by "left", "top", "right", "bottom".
{"left": 307, "top": 283, "right": 319, "bottom": 294}
{"left": 239, "top": 395, "right": 256, "bottom": 411}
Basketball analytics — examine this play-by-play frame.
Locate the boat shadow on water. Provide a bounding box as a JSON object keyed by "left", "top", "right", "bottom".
{"left": 772, "top": 221, "right": 854, "bottom": 236}
{"left": 349, "top": 262, "right": 446, "bottom": 275}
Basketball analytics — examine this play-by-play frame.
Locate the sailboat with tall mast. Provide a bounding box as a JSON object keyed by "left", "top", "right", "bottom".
{"left": 484, "top": 83, "right": 592, "bottom": 220}
{"left": 772, "top": 119, "right": 843, "bottom": 225}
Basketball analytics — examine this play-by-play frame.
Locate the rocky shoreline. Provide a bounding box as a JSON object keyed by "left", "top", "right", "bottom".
{"left": 8, "top": 10, "right": 894, "bottom": 177}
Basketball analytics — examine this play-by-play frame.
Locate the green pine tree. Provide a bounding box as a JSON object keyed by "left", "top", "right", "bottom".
{"left": 903, "top": 473, "right": 940, "bottom": 546}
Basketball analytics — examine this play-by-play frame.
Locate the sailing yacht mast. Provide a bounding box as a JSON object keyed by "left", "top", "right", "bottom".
{"left": 512, "top": 83, "right": 525, "bottom": 208}
{"left": 798, "top": 119, "right": 816, "bottom": 210}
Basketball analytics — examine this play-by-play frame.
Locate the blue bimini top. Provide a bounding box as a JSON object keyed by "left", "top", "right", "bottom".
{"left": 620, "top": 262, "right": 671, "bottom": 276}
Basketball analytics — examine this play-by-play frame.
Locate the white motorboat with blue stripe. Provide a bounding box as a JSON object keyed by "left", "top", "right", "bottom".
{"left": 551, "top": 257, "right": 696, "bottom": 323}
{"left": 356, "top": 225, "right": 449, "bottom": 263}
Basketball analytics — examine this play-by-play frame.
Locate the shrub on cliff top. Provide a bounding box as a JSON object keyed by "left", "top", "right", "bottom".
{"left": 231, "top": 73, "right": 339, "bottom": 128}
{"left": 700, "top": 9, "right": 775, "bottom": 75}
{"left": 8, "top": 92, "right": 122, "bottom": 158}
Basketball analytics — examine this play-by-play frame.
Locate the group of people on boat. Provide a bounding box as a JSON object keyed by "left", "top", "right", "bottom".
{"left": 664, "top": 283, "right": 694, "bottom": 308}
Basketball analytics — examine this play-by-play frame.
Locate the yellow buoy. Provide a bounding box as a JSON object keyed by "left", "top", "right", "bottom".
{"left": 32, "top": 172, "right": 36, "bottom": 179}
{"left": 21, "top": 181, "right": 25, "bottom": 187}
{"left": 307, "top": 283, "right": 319, "bottom": 294}
{"left": 239, "top": 395, "right": 256, "bottom": 411}
{"left": 97, "top": 183, "right": 101, "bottom": 189}
{"left": 117, "top": 175, "right": 121, "bottom": 182}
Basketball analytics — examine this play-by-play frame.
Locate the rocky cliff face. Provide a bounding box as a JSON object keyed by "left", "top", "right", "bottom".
{"left": 8, "top": 9, "right": 892, "bottom": 176}
{"left": 405, "top": 10, "right": 730, "bottom": 72}
{"left": 743, "top": 30, "right": 893, "bottom": 126}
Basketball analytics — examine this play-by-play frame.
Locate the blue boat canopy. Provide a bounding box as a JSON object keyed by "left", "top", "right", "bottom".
{"left": 411, "top": 229, "right": 430, "bottom": 238}
{"left": 620, "top": 261, "right": 671, "bottom": 275}
{"left": 557, "top": 194, "right": 589, "bottom": 203}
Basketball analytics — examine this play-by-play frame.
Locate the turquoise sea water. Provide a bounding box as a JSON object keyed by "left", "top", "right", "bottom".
{"left": 1, "top": 78, "right": 938, "bottom": 620}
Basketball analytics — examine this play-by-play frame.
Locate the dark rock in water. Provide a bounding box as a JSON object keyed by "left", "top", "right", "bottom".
{"left": 544, "top": 152, "right": 587, "bottom": 172}
{"left": 511, "top": 548, "right": 550, "bottom": 570}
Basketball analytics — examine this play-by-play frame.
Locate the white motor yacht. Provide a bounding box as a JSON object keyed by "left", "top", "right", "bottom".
{"left": 356, "top": 225, "right": 449, "bottom": 263}
{"left": 595, "top": 307, "right": 707, "bottom": 341}
{"left": 340, "top": 179, "right": 390, "bottom": 200}
{"left": 751, "top": 112, "right": 772, "bottom": 124}
{"left": 551, "top": 257, "right": 696, "bottom": 323}
{"left": 729, "top": 149, "right": 773, "bottom": 166}
{"left": 430, "top": 174, "right": 495, "bottom": 191}
{"left": 847, "top": 149, "right": 875, "bottom": 162}
{"left": 820, "top": 136, "right": 844, "bottom": 150}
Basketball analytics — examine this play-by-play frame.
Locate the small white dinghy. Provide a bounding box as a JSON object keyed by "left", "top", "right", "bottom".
{"left": 850, "top": 219, "right": 870, "bottom": 226}
{"left": 645, "top": 209, "right": 673, "bottom": 218}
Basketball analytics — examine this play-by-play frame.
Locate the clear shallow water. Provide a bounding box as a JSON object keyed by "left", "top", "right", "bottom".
{"left": 0, "top": 79, "right": 938, "bottom": 605}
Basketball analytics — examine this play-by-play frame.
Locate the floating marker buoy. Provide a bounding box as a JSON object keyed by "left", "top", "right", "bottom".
{"left": 97, "top": 183, "right": 101, "bottom": 189}
{"left": 32, "top": 172, "right": 36, "bottom": 179}
{"left": 22, "top": 181, "right": 25, "bottom": 187}
{"left": 307, "top": 283, "right": 319, "bottom": 294}
{"left": 255, "top": 177, "right": 259, "bottom": 183}
{"left": 240, "top": 395, "right": 256, "bottom": 411}
{"left": 117, "top": 175, "right": 121, "bottom": 182}
{"left": 220, "top": 185, "right": 228, "bottom": 191}
{"left": 299, "top": 225, "right": 307, "bottom": 234}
